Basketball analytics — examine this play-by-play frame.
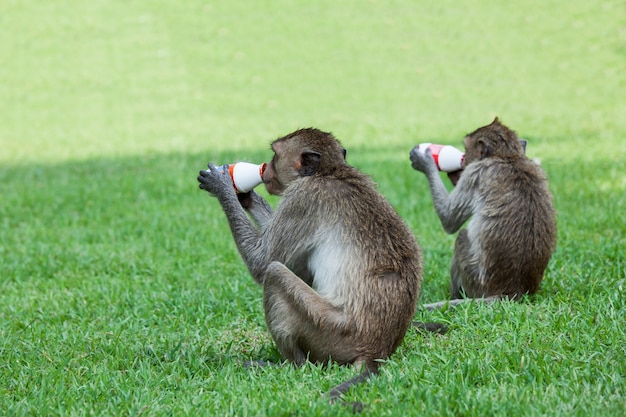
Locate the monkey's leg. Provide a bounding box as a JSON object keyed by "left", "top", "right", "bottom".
{"left": 420, "top": 230, "right": 497, "bottom": 310}
{"left": 263, "top": 261, "right": 347, "bottom": 364}
{"left": 263, "top": 262, "right": 378, "bottom": 411}
{"left": 450, "top": 229, "right": 472, "bottom": 299}
{"left": 262, "top": 287, "right": 307, "bottom": 365}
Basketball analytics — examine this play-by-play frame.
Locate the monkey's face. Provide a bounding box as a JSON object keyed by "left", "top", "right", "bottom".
{"left": 262, "top": 141, "right": 301, "bottom": 196}
{"left": 462, "top": 135, "right": 481, "bottom": 167}
{"left": 262, "top": 159, "right": 285, "bottom": 195}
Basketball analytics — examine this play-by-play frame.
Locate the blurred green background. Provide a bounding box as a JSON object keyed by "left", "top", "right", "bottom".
{"left": 2, "top": 0, "right": 623, "bottom": 163}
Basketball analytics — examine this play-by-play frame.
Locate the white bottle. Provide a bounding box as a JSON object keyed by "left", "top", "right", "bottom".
{"left": 213, "top": 162, "right": 267, "bottom": 193}
{"left": 417, "top": 143, "right": 465, "bottom": 172}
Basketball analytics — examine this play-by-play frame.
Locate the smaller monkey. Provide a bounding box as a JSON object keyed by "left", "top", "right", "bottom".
{"left": 409, "top": 118, "right": 556, "bottom": 310}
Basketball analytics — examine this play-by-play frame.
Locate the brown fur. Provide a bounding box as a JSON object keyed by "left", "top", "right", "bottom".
{"left": 410, "top": 118, "right": 557, "bottom": 309}
{"left": 200, "top": 128, "right": 422, "bottom": 404}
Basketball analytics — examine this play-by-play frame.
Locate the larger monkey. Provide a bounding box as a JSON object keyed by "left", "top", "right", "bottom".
{"left": 198, "top": 128, "right": 422, "bottom": 404}
{"left": 409, "top": 118, "right": 556, "bottom": 309}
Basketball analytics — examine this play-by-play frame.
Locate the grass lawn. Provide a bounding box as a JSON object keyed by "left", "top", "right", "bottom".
{"left": 1, "top": 0, "right": 624, "bottom": 415}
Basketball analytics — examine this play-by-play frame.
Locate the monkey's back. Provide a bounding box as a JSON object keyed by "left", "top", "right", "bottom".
{"left": 469, "top": 157, "right": 557, "bottom": 295}
{"left": 284, "top": 167, "right": 422, "bottom": 360}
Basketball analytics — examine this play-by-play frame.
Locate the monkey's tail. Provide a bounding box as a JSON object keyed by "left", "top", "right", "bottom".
{"left": 413, "top": 321, "right": 448, "bottom": 334}
{"left": 327, "top": 363, "right": 379, "bottom": 412}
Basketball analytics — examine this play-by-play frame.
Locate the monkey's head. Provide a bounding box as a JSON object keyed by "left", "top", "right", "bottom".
{"left": 462, "top": 118, "right": 525, "bottom": 167}
{"left": 262, "top": 128, "right": 348, "bottom": 195}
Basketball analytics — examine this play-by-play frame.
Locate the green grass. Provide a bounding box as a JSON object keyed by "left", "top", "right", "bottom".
{"left": 1, "top": 0, "right": 624, "bottom": 415}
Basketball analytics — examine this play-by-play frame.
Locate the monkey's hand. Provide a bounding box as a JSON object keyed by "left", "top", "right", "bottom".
{"left": 198, "top": 163, "right": 237, "bottom": 199}
{"left": 409, "top": 146, "right": 438, "bottom": 175}
{"left": 237, "top": 192, "right": 252, "bottom": 208}
{"left": 447, "top": 169, "right": 463, "bottom": 186}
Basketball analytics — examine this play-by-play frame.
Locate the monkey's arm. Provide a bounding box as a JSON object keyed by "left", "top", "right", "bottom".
{"left": 238, "top": 191, "right": 273, "bottom": 228}
{"left": 429, "top": 173, "right": 477, "bottom": 234}
{"left": 410, "top": 147, "right": 473, "bottom": 234}
{"left": 198, "top": 165, "right": 270, "bottom": 284}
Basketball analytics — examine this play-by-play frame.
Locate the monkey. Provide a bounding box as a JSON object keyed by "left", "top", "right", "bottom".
{"left": 409, "top": 118, "right": 557, "bottom": 310}
{"left": 198, "top": 128, "right": 424, "bottom": 406}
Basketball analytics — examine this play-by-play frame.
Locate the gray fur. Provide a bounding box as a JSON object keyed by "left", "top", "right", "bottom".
{"left": 410, "top": 118, "right": 557, "bottom": 306}
{"left": 200, "top": 128, "right": 423, "bottom": 405}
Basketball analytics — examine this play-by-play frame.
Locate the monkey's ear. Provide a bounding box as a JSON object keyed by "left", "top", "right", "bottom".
{"left": 342, "top": 148, "right": 347, "bottom": 160}
{"left": 299, "top": 150, "right": 321, "bottom": 176}
{"left": 478, "top": 139, "right": 492, "bottom": 159}
{"left": 519, "top": 139, "right": 527, "bottom": 153}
